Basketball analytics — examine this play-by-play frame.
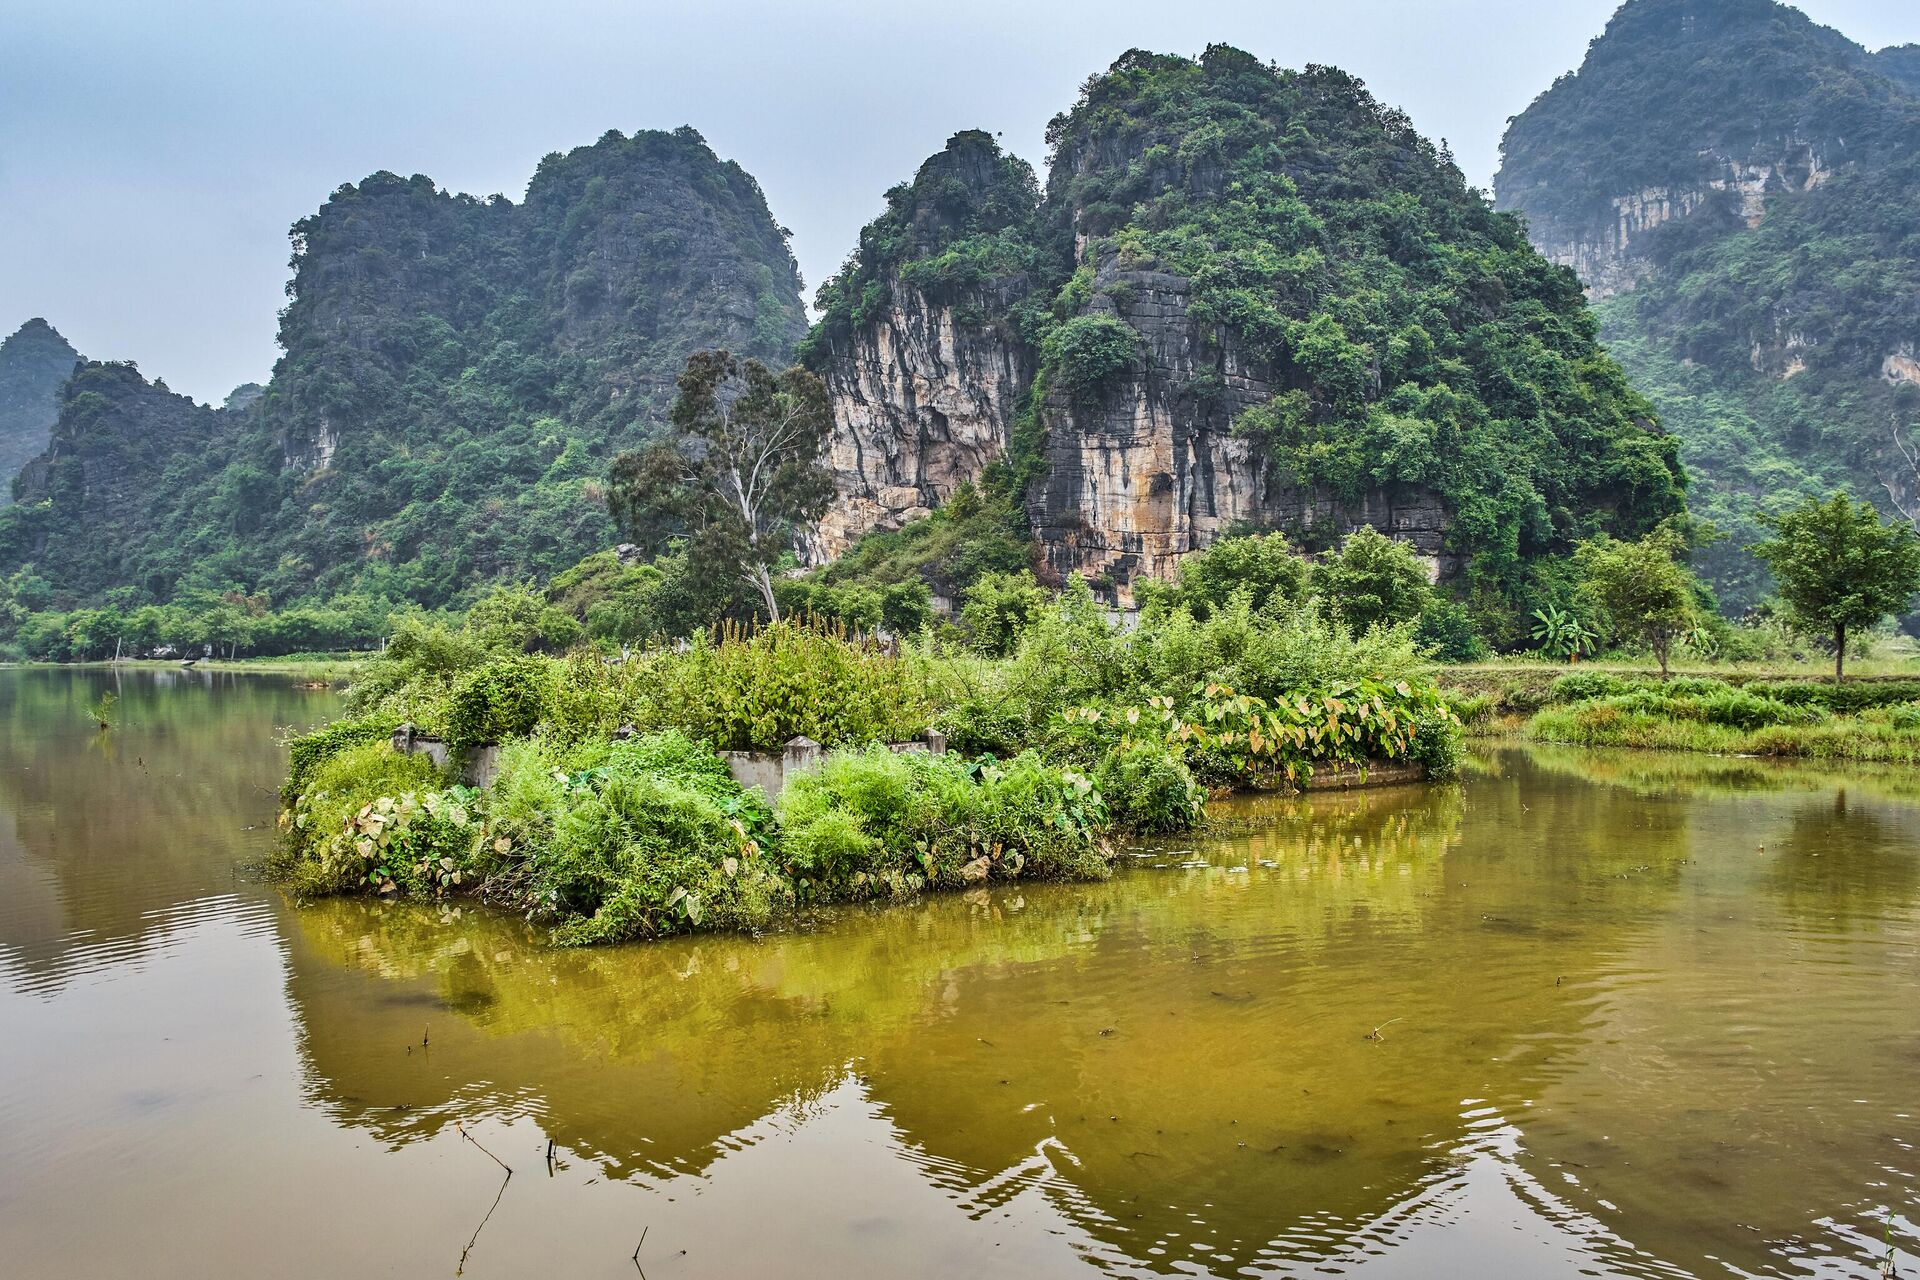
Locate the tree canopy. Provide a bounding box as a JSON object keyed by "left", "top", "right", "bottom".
{"left": 1575, "top": 525, "right": 1705, "bottom": 679}
{"left": 609, "top": 351, "right": 833, "bottom": 620}
{"left": 1752, "top": 492, "right": 1920, "bottom": 681}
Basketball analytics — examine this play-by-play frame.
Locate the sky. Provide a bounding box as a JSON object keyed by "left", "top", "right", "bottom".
{"left": 4, "top": 0, "right": 1915, "bottom": 404}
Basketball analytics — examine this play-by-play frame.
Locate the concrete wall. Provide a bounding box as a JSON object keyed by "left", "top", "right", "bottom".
{"left": 393, "top": 724, "right": 947, "bottom": 801}
{"left": 721, "top": 732, "right": 947, "bottom": 800}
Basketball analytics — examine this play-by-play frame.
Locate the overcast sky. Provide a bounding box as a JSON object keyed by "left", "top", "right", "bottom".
{"left": 4, "top": 0, "right": 1914, "bottom": 403}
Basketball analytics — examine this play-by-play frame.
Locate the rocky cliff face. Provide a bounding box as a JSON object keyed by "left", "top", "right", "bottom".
{"left": 802, "top": 130, "right": 1042, "bottom": 559}
{"left": 0, "top": 320, "right": 82, "bottom": 506}
{"left": 1519, "top": 147, "right": 1831, "bottom": 300}
{"left": 810, "top": 53, "right": 1679, "bottom": 614}
{"left": 812, "top": 281, "right": 1028, "bottom": 560}
{"left": 1026, "top": 267, "right": 1452, "bottom": 589}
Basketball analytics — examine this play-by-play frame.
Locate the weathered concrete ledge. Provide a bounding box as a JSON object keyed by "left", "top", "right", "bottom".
{"left": 719, "top": 732, "right": 947, "bottom": 799}
{"left": 1221, "top": 760, "right": 1430, "bottom": 796}
{"left": 392, "top": 724, "right": 947, "bottom": 799}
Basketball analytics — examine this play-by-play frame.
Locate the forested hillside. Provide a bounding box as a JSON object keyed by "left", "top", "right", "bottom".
{"left": 1497, "top": 0, "right": 1920, "bottom": 608}
{"left": 806, "top": 47, "right": 1686, "bottom": 637}
{"left": 0, "top": 127, "right": 805, "bottom": 613}
{"left": 0, "top": 319, "right": 81, "bottom": 507}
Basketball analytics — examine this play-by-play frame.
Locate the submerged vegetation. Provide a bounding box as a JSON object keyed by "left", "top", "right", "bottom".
{"left": 275, "top": 556, "right": 1461, "bottom": 945}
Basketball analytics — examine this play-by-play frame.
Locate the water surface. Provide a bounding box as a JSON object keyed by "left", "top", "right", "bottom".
{"left": 1, "top": 669, "right": 1916, "bottom": 1278}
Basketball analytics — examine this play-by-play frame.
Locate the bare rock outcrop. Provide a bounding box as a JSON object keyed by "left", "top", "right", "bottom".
{"left": 812, "top": 283, "right": 1028, "bottom": 559}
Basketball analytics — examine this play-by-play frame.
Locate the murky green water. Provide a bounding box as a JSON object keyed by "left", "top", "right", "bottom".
{"left": 1, "top": 669, "right": 1916, "bottom": 1278}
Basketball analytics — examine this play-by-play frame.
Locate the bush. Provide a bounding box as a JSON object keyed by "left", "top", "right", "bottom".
{"left": 283, "top": 715, "right": 399, "bottom": 800}
{"left": 1043, "top": 313, "right": 1140, "bottom": 401}
{"left": 1310, "top": 526, "right": 1434, "bottom": 635}
{"left": 1158, "top": 532, "right": 1309, "bottom": 619}
{"left": 1415, "top": 598, "right": 1487, "bottom": 662}
{"left": 537, "top": 771, "right": 777, "bottom": 946}
{"left": 1599, "top": 686, "right": 1819, "bottom": 731}
{"left": 959, "top": 571, "right": 1050, "bottom": 656}
{"left": 1548, "top": 671, "right": 1636, "bottom": 703}
{"left": 1444, "top": 691, "right": 1495, "bottom": 727}
{"left": 474, "top": 730, "right": 781, "bottom": 945}
{"left": 277, "top": 741, "right": 461, "bottom": 895}
{"left": 1092, "top": 738, "right": 1205, "bottom": 833}
{"left": 775, "top": 747, "right": 1110, "bottom": 898}
{"left": 634, "top": 618, "right": 934, "bottom": 752}
{"left": 1752, "top": 679, "right": 1920, "bottom": 715}
{"left": 446, "top": 658, "right": 553, "bottom": 751}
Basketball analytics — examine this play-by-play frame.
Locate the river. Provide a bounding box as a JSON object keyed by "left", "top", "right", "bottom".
{"left": 0, "top": 668, "right": 1915, "bottom": 1278}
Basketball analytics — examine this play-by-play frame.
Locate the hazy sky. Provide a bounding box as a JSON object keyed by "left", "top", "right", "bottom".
{"left": 4, "top": 0, "right": 1915, "bottom": 403}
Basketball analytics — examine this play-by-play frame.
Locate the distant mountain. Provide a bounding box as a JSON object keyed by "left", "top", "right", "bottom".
{"left": 0, "top": 127, "right": 806, "bottom": 609}
{"left": 805, "top": 49, "right": 1685, "bottom": 632}
{"left": 0, "top": 320, "right": 81, "bottom": 508}
{"left": 1877, "top": 44, "right": 1920, "bottom": 94}
{"left": 1496, "top": 0, "right": 1920, "bottom": 608}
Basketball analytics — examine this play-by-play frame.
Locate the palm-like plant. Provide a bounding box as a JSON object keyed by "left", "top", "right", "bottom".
{"left": 1530, "top": 605, "right": 1596, "bottom": 663}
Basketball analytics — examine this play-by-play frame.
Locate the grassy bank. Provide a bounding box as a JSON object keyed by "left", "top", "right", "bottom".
{"left": 275, "top": 589, "right": 1462, "bottom": 946}
{"left": 4, "top": 653, "right": 366, "bottom": 680}
{"left": 1445, "top": 666, "right": 1920, "bottom": 763}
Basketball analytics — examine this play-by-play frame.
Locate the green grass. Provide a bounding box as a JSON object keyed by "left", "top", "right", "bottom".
{"left": 1524, "top": 686, "right": 1920, "bottom": 763}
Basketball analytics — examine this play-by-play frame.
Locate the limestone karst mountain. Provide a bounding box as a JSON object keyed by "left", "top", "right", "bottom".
{"left": 1497, "top": 0, "right": 1920, "bottom": 606}
{"left": 0, "top": 319, "right": 81, "bottom": 508}
{"left": 804, "top": 48, "right": 1685, "bottom": 625}
{"left": 0, "top": 128, "right": 805, "bottom": 608}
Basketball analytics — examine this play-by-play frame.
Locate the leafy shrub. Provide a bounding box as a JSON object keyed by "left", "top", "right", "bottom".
{"left": 1600, "top": 686, "right": 1821, "bottom": 731}
{"left": 1444, "top": 691, "right": 1495, "bottom": 727}
{"left": 282, "top": 715, "right": 399, "bottom": 800}
{"left": 937, "top": 695, "right": 1030, "bottom": 758}
{"left": 1415, "top": 597, "right": 1487, "bottom": 662}
{"left": 1884, "top": 704, "right": 1920, "bottom": 731}
{"left": 446, "top": 658, "right": 553, "bottom": 751}
{"left": 1543, "top": 686, "right": 1824, "bottom": 741}
{"left": 1043, "top": 313, "right": 1140, "bottom": 401}
{"left": 1310, "top": 526, "right": 1434, "bottom": 635}
{"left": 776, "top": 748, "right": 1110, "bottom": 898}
{"left": 1148, "top": 532, "right": 1309, "bottom": 619}
{"left": 1092, "top": 738, "right": 1205, "bottom": 833}
{"left": 1548, "top": 671, "right": 1636, "bottom": 703}
{"left": 534, "top": 770, "right": 777, "bottom": 946}
{"left": 959, "top": 571, "right": 1050, "bottom": 656}
{"left": 1752, "top": 679, "right": 1920, "bottom": 715}
{"left": 634, "top": 618, "right": 934, "bottom": 752}
{"left": 277, "top": 741, "right": 460, "bottom": 895}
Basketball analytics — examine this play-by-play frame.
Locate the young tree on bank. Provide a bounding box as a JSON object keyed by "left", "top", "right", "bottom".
{"left": 1575, "top": 526, "right": 1702, "bottom": 681}
{"left": 1752, "top": 492, "right": 1920, "bottom": 683}
{"left": 608, "top": 351, "right": 834, "bottom": 622}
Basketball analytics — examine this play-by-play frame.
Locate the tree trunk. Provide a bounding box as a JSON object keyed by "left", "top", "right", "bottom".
{"left": 754, "top": 564, "right": 780, "bottom": 623}
{"left": 1654, "top": 633, "right": 1670, "bottom": 681}
{"left": 1834, "top": 622, "right": 1846, "bottom": 684}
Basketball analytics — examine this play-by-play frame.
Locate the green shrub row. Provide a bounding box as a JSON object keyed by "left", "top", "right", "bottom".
{"left": 277, "top": 730, "right": 1119, "bottom": 944}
